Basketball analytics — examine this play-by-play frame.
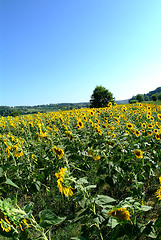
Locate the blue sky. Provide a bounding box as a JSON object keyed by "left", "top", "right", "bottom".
{"left": 1, "top": 0, "right": 161, "bottom": 106}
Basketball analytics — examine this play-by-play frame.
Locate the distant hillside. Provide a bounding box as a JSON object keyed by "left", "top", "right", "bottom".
{"left": 0, "top": 102, "right": 90, "bottom": 117}
{"left": 144, "top": 87, "right": 161, "bottom": 100}
{"left": 129, "top": 87, "right": 161, "bottom": 103}
{"left": 1, "top": 87, "right": 160, "bottom": 117}
{"left": 0, "top": 99, "right": 131, "bottom": 117}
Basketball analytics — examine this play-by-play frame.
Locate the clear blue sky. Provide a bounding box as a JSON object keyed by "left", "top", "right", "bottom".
{"left": 1, "top": 0, "right": 161, "bottom": 106}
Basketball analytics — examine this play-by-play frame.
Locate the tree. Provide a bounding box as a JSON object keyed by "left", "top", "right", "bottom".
{"left": 152, "top": 94, "right": 157, "bottom": 101}
{"left": 144, "top": 94, "right": 150, "bottom": 101}
{"left": 136, "top": 94, "right": 144, "bottom": 102}
{"left": 158, "top": 93, "right": 161, "bottom": 101}
{"left": 129, "top": 96, "right": 137, "bottom": 103}
{"left": 90, "top": 86, "right": 114, "bottom": 108}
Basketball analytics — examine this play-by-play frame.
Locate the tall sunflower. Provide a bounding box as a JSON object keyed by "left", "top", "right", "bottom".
{"left": 55, "top": 168, "right": 74, "bottom": 197}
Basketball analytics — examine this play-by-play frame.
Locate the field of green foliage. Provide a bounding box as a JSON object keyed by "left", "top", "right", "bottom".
{"left": 0, "top": 102, "right": 161, "bottom": 240}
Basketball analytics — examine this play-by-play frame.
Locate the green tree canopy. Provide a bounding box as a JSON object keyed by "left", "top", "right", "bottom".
{"left": 158, "top": 93, "right": 161, "bottom": 101}
{"left": 90, "top": 86, "right": 114, "bottom": 108}
{"left": 136, "top": 94, "right": 144, "bottom": 102}
{"left": 152, "top": 94, "right": 157, "bottom": 101}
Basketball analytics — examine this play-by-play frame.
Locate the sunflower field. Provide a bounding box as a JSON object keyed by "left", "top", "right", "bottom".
{"left": 0, "top": 102, "right": 161, "bottom": 240}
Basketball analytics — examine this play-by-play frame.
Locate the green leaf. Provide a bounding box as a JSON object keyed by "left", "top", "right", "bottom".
{"left": 85, "top": 185, "right": 96, "bottom": 190}
{"left": 154, "top": 213, "right": 161, "bottom": 228}
{"left": 0, "top": 168, "right": 3, "bottom": 177}
{"left": 79, "top": 198, "right": 91, "bottom": 208}
{"left": 141, "top": 221, "right": 157, "bottom": 238}
{"left": 77, "top": 178, "right": 88, "bottom": 185}
{"left": 140, "top": 205, "right": 152, "bottom": 211}
{"left": 30, "top": 180, "right": 41, "bottom": 192}
{"left": 111, "top": 218, "right": 119, "bottom": 228}
{"left": 39, "top": 209, "right": 66, "bottom": 228}
{"left": 5, "top": 179, "right": 19, "bottom": 188}
{"left": 95, "top": 195, "right": 116, "bottom": 206}
{"left": 34, "top": 181, "right": 41, "bottom": 191}
{"left": 93, "top": 215, "right": 105, "bottom": 224}
{"left": 148, "top": 230, "right": 157, "bottom": 239}
{"left": 23, "top": 202, "right": 34, "bottom": 213}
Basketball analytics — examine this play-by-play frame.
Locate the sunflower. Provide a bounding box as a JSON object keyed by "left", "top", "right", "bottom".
{"left": 65, "top": 131, "right": 74, "bottom": 140}
{"left": 134, "top": 149, "right": 143, "bottom": 158}
{"left": 134, "top": 130, "right": 141, "bottom": 137}
{"left": 53, "top": 146, "right": 64, "bottom": 159}
{"left": 150, "top": 116, "right": 154, "bottom": 121}
{"left": 147, "top": 115, "right": 151, "bottom": 120}
{"left": 157, "top": 113, "right": 161, "bottom": 120}
{"left": 62, "top": 124, "right": 68, "bottom": 131}
{"left": 108, "top": 208, "right": 130, "bottom": 221}
{"left": 0, "top": 209, "right": 29, "bottom": 233}
{"left": 90, "top": 111, "right": 94, "bottom": 116}
{"left": 147, "top": 106, "right": 151, "bottom": 111}
{"left": 156, "top": 133, "right": 161, "bottom": 140}
{"left": 89, "top": 119, "right": 94, "bottom": 127}
{"left": 88, "top": 150, "right": 100, "bottom": 160}
{"left": 77, "top": 119, "right": 83, "bottom": 129}
{"left": 112, "top": 133, "right": 116, "bottom": 138}
{"left": 83, "top": 116, "right": 87, "bottom": 122}
{"left": 114, "top": 117, "right": 120, "bottom": 124}
{"left": 94, "top": 125, "right": 102, "bottom": 135}
{"left": 0, "top": 212, "right": 11, "bottom": 233}
{"left": 147, "top": 130, "right": 153, "bottom": 136}
{"left": 55, "top": 168, "right": 74, "bottom": 197}
{"left": 108, "top": 102, "right": 112, "bottom": 108}
{"left": 142, "top": 123, "right": 146, "bottom": 128}
{"left": 126, "top": 122, "right": 133, "bottom": 130}
{"left": 155, "top": 177, "right": 161, "bottom": 200}
{"left": 156, "top": 122, "right": 161, "bottom": 128}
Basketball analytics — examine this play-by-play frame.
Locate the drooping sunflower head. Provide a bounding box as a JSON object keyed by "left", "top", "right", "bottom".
{"left": 65, "top": 131, "right": 74, "bottom": 140}
{"left": 53, "top": 146, "right": 64, "bottom": 159}
{"left": 108, "top": 208, "right": 130, "bottom": 221}
{"left": 55, "top": 168, "right": 74, "bottom": 197}
{"left": 88, "top": 150, "right": 100, "bottom": 161}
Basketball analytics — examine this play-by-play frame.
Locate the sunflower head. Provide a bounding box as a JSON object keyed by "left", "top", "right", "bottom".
{"left": 126, "top": 122, "right": 133, "bottom": 130}
{"left": 108, "top": 208, "right": 130, "bottom": 221}
{"left": 77, "top": 119, "right": 83, "bottom": 129}
{"left": 53, "top": 146, "right": 64, "bottom": 159}
{"left": 155, "top": 177, "right": 161, "bottom": 200}
{"left": 134, "top": 149, "right": 143, "bottom": 158}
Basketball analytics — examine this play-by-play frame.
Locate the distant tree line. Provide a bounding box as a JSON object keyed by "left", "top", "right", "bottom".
{"left": 0, "top": 106, "right": 23, "bottom": 117}
{"left": 0, "top": 102, "right": 90, "bottom": 117}
{"left": 129, "top": 87, "right": 161, "bottom": 103}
